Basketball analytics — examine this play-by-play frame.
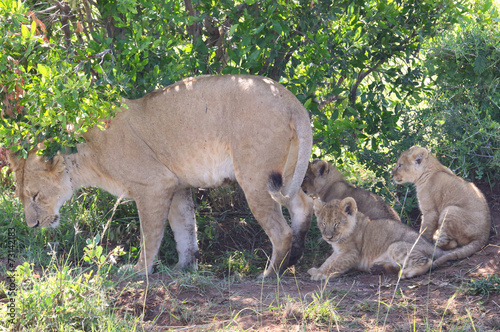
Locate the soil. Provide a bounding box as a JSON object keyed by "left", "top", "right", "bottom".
{"left": 113, "top": 184, "right": 500, "bottom": 331}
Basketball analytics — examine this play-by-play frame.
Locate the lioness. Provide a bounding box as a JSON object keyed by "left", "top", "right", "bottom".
{"left": 7, "top": 75, "right": 313, "bottom": 278}
{"left": 301, "top": 159, "right": 400, "bottom": 221}
{"left": 308, "top": 197, "right": 443, "bottom": 280}
{"left": 392, "top": 146, "right": 491, "bottom": 267}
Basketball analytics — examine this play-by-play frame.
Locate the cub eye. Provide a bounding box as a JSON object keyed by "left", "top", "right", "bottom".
{"left": 33, "top": 193, "right": 39, "bottom": 201}
{"left": 322, "top": 222, "right": 326, "bottom": 228}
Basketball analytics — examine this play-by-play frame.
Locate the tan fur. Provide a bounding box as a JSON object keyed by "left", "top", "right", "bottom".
{"left": 7, "top": 75, "right": 313, "bottom": 278}
{"left": 392, "top": 146, "right": 491, "bottom": 267}
{"left": 302, "top": 159, "right": 400, "bottom": 221}
{"left": 308, "top": 198, "right": 443, "bottom": 280}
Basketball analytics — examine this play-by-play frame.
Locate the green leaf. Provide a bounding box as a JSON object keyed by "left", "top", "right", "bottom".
{"left": 228, "top": 23, "right": 239, "bottom": 36}
{"left": 473, "top": 54, "right": 487, "bottom": 74}
{"left": 272, "top": 20, "right": 283, "bottom": 35}
{"left": 21, "top": 24, "right": 30, "bottom": 38}
{"left": 37, "top": 64, "right": 51, "bottom": 78}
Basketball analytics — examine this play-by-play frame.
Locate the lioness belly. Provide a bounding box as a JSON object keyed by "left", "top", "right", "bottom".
{"left": 173, "top": 150, "right": 236, "bottom": 188}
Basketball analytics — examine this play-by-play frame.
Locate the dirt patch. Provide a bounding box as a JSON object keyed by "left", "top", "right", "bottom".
{"left": 113, "top": 184, "right": 500, "bottom": 331}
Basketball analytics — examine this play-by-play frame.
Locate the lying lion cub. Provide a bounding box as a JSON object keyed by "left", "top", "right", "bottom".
{"left": 308, "top": 198, "right": 443, "bottom": 280}
{"left": 392, "top": 146, "right": 491, "bottom": 267}
{"left": 302, "top": 159, "right": 400, "bottom": 221}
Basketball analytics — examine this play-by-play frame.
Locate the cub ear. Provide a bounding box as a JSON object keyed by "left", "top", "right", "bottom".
{"left": 341, "top": 197, "right": 358, "bottom": 216}
{"left": 313, "top": 199, "right": 325, "bottom": 216}
{"left": 312, "top": 159, "right": 329, "bottom": 177}
{"left": 412, "top": 147, "right": 429, "bottom": 165}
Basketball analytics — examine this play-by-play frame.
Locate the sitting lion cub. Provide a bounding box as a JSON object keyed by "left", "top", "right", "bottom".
{"left": 302, "top": 159, "right": 400, "bottom": 221}
{"left": 392, "top": 146, "right": 491, "bottom": 267}
{"left": 308, "top": 197, "right": 443, "bottom": 280}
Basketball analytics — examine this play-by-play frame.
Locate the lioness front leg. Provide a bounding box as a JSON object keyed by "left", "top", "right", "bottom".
{"left": 134, "top": 192, "right": 174, "bottom": 275}
{"left": 168, "top": 188, "right": 199, "bottom": 270}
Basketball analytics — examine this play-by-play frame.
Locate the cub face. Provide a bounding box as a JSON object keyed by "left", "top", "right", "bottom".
{"left": 392, "top": 146, "right": 429, "bottom": 184}
{"left": 8, "top": 150, "right": 73, "bottom": 228}
{"left": 301, "top": 159, "right": 343, "bottom": 196}
{"left": 313, "top": 197, "right": 357, "bottom": 244}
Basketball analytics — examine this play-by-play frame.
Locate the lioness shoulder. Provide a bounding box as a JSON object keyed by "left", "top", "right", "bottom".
{"left": 392, "top": 146, "right": 491, "bottom": 267}
{"left": 308, "top": 197, "right": 443, "bottom": 280}
{"left": 302, "top": 159, "right": 400, "bottom": 221}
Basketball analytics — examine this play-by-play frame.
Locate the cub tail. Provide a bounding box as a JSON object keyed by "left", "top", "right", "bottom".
{"left": 431, "top": 239, "right": 486, "bottom": 269}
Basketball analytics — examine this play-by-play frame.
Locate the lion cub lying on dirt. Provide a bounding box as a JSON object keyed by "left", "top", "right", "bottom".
{"left": 392, "top": 146, "right": 491, "bottom": 267}
{"left": 308, "top": 197, "right": 444, "bottom": 281}
{"left": 302, "top": 159, "right": 400, "bottom": 221}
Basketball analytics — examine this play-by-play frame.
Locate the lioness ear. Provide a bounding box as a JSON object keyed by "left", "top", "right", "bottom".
{"left": 313, "top": 199, "right": 325, "bottom": 216}
{"left": 46, "top": 152, "right": 65, "bottom": 174}
{"left": 6, "top": 150, "right": 21, "bottom": 171}
{"left": 341, "top": 197, "right": 358, "bottom": 216}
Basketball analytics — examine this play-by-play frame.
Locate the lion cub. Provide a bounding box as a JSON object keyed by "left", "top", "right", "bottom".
{"left": 308, "top": 197, "right": 443, "bottom": 280}
{"left": 302, "top": 159, "right": 400, "bottom": 221}
{"left": 392, "top": 146, "right": 491, "bottom": 267}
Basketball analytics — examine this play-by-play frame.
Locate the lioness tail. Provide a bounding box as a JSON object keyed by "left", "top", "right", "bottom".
{"left": 267, "top": 111, "right": 312, "bottom": 206}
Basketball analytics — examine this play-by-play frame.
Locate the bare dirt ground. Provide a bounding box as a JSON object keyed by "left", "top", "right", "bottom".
{"left": 114, "top": 185, "right": 500, "bottom": 331}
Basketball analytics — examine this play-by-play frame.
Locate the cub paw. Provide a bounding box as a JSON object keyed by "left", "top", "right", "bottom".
{"left": 307, "top": 267, "right": 328, "bottom": 281}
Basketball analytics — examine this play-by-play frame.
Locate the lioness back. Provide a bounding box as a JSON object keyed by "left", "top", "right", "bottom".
{"left": 302, "top": 159, "right": 400, "bottom": 221}
{"left": 308, "top": 197, "right": 443, "bottom": 280}
{"left": 392, "top": 146, "right": 491, "bottom": 267}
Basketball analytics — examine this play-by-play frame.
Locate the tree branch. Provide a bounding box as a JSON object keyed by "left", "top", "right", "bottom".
{"left": 349, "top": 57, "right": 386, "bottom": 105}
{"left": 184, "top": 0, "right": 201, "bottom": 42}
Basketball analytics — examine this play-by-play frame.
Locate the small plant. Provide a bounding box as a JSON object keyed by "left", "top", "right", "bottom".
{"left": 83, "top": 234, "right": 125, "bottom": 279}
{"left": 223, "top": 250, "right": 263, "bottom": 277}
{"left": 465, "top": 275, "right": 500, "bottom": 298}
{"left": 303, "top": 289, "right": 342, "bottom": 327}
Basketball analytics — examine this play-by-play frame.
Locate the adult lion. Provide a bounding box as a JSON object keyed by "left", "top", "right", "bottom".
{"left": 7, "top": 75, "right": 313, "bottom": 278}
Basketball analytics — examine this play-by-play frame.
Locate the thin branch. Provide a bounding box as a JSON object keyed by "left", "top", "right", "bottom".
{"left": 349, "top": 57, "right": 386, "bottom": 105}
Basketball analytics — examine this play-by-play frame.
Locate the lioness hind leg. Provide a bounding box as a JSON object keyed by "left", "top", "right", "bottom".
{"left": 242, "top": 186, "right": 293, "bottom": 278}
{"left": 168, "top": 188, "right": 200, "bottom": 270}
{"left": 286, "top": 189, "right": 313, "bottom": 266}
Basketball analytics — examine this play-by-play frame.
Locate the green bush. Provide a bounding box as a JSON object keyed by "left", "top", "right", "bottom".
{"left": 406, "top": 11, "right": 500, "bottom": 182}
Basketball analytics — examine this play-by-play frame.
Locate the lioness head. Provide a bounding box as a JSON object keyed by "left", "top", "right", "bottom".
{"left": 302, "top": 159, "right": 344, "bottom": 196}
{"left": 7, "top": 148, "right": 73, "bottom": 228}
{"left": 313, "top": 197, "right": 357, "bottom": 244}
{"left": 392, "top": 146, "right": 430, "bottom": 184}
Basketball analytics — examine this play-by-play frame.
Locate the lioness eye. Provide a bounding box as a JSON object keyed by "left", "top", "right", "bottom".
{"left": 33, "top": 193, "right": 39, "bottom": 201}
